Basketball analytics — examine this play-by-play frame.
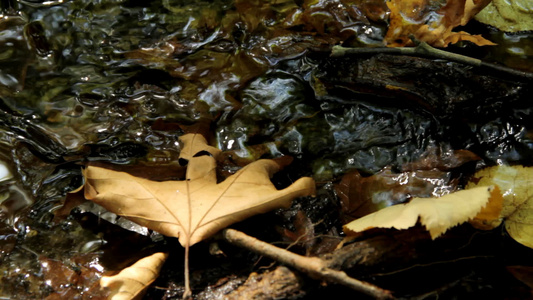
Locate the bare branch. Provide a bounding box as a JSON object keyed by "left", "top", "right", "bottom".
{"left": 221, "top": 228, "right": 395, "bottom": 299}
{"left": 331, "top": 43, "right": 533, "bottom": 82}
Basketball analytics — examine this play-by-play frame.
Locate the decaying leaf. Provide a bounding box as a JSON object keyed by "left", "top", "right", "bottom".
{"left": 385, "top": 0, "right": 496, "bottom": 47}
{"left": 54, "top": 184, "right": 86, "bottom": 221}
{"left": 468, "top": 185, "right": 505, "bottom": 230}
{"left": 100, "top": 252, "right": 168, "bottom": 300}
{"left": 279, "top": 210, "right": 316, "bottom": 254}
{"left": 475, "top": 0, "right": 533, "bottom": 32}
{"left": 40, "top": 255, "right": 108, "bottom": 300}
{"left": 466, "top": 165, "right": 533, "bottom": 248}
{"left": 401, "top": 147, "right": 480, "bottom": 172}
{"left": 83, "top": 133, "right": 316, "bottom": 247}
{"left": 344, "top": 186, "right": 502, "bottom": 239}
{"left": 336, "top": 167, "right": 457, "bottom": 223}
{"left": 507, "top": 266, "right": 533, "bottom": 290}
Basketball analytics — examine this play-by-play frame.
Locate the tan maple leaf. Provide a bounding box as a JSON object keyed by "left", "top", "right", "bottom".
{"left": 83, "top": 133, "right": 315, "bottom": 247}
{"left": 178, "top": 133, "right": 221, "bottom": 161}
{"left": 101, "top": 252, "right": 169, "bottom": 300}
{"left": 84, "top": 133, "right": 315, "bottom": 297}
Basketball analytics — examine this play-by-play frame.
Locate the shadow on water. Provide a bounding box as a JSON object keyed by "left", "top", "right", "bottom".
{"left": 0, "top": 0, "right": 532, "bottom": 298}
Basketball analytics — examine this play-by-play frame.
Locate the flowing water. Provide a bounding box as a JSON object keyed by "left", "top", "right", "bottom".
{"left": 0, "top": 0, "right": 532, "bottom": 298}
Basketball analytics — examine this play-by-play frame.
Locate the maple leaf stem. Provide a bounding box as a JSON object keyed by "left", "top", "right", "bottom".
{"left": 221, "top": 228, "right": 394, "bottom": 299}
{"left": 183, "top": 243, "right": 192, "bottom": 299}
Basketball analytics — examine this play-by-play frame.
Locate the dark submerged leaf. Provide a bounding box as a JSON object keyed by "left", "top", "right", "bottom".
{"left": 0, "top": 0, "right": 532, "bottom": 298}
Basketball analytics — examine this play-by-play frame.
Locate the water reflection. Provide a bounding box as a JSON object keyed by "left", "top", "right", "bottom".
{"left": 0, "top": 0, "right": 531, "bottom": 298}
{"left": 0, "top": 156, "right": 33, "bottom": 227}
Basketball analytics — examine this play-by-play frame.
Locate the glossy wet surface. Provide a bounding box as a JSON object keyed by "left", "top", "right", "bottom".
{"left": 0, "top": 0, "right": 532, "bottom": 298}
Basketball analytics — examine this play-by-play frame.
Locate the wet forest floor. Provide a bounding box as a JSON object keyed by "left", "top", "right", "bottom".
{"left": 0, "top": 0, "right": 533, "bottom": 299}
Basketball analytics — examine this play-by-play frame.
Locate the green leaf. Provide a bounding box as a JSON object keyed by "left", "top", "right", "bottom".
{"left": 475, "top": 0, "right": 533, "bottom": 32}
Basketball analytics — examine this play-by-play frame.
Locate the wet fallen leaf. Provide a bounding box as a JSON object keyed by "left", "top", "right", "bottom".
{"left": 344, "top": 186, "right": 502, "bottom": 239}
{"left": 385, "top": 0, "right": 495, "bottom": 47}
{"left": 279, "top": 210, "right": 316, "bottom": 255}
{"left": 401, "top": 147, "right": 480, "bottom": 172}
{"left": 83, "top": 133, "right": 315, "bottom": 247}
{"left": 40, "top": 254, "right": 108, "bottom": 300}
{"left": 100, "top": 252, "right": 168, "bottom": 300}
{"left": 507, "top": 266, "right": 533, "bottom": 290}
{"left": 467, "top": 165, "right": 533, "bottom": 248}
{"left": 53, "top": 184, "right": 85, "bottom": 221}
{"left": 336, "top": 167, "right": 457, "bottom": 223}
{"left": 468, "top": 185, "right": 505, "bottom": 230}
{"left": 217, "top": 142, "right": 282, "bottom": 169}
{"left": 177, "top": 133, "right": 222, "bottom": 161}
{"left": 84, "top": 133, "right": 315, "bottom": 297}
{"left": 475, "top": 0, "right": 533, "bottom": 32}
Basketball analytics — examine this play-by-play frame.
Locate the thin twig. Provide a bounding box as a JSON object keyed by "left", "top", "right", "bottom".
{"left": 221, "top": 228, "right": 394, "bottom": 299}
{"left": 331, "top": 43, "right": 533, "bottom": 82}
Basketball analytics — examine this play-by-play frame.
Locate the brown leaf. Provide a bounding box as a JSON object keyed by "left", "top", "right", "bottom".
{"left": 40, "top": 257, "right": 78, "bottom": 291}
{"left": 178, "top": 133, "right": 221, "bottom": 161}
{"left": 344, "top": 186, "right": 501, "bottom": 239}
{"left": 217, "top": 141, "right": 282, "bottom": 170}
{"left": 84, "top": 161, "right": 185, "bottom": 181}
{"left": 40, "top": 255, "right": 108, "bottom": 300}
{"left": 54, "top": 160, "right": 187, "bottom": 222}
{"left": 385, "top": 0, "right": 495, "bottom": 47}
{"left": 401, "top": 146, "right": 480, "bottom": 171}
{"left": 336, "top": 167, "right": 456, "bottom": 222}
{"left": 83, "top": 133, "right": 315, "bottom": 247}
{"left": 507, "top": 266, "right": 533, "bottom": 290}
{"left": 100, "top": 252, "right": 168, "bottom": 300}
{"left": 281, "top": 210, "right": 316, "bottom": 254}
{"left": 469, "top": 185, "right": 504, "bottom": 230}
{"left": 53, "top": 184, "right": 86, "bottom": 221}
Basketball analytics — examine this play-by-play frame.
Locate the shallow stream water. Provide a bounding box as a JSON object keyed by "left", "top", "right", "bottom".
{"left": 0, "top": 0, "right": 532, "bottom": 298}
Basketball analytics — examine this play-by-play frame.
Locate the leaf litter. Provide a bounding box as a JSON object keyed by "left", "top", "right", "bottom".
{"left": 0, "top": 0, "right": 532, "bottom": 299}
{"left": 385, "top": 0, "right": 495, "bottom": 47}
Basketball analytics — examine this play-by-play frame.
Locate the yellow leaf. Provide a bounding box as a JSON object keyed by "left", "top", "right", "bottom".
{"left": 343, "top": 186, "right": 496, "bottom": 239}
{"left": 469, "top": 185, "right": 504, "bottom": 230}
{"left": 83, "top": 133, "right": 315, "bottom": 247}
{"left": 467, "top": 165, "right": 533, "bottom": 248}
{"left": 101, "top": 252, "right": 169, "bottom": 300}
{"left": 475, "top": 0, "right": 533, "bottom": 32}
{"left": 385, "top": 0, "right": 495, "bottom": 47}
